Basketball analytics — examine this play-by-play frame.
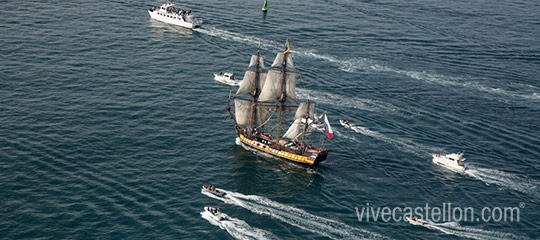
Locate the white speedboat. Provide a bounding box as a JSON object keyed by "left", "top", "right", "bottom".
{"left": 214, "top": 72, "right": 235, "bottom": 82}
{"left": 405, "top": 216, "right": 426, "bottom": 226}
{"left": 202, "top": 185, "right": 226, "bottom": 198}
{"left": 148, "top": 1, "right": 202, "bottom": 29}
{"left": 339, "top": 119, "right": 352, "bottom": 128}
{"left": 204, "top": 206, "right": 225, "bottom": 221}
{"left": 432, "top": 151, "right": 467, "bottom": 172}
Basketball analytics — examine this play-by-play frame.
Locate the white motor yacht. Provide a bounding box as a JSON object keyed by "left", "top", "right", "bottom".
{"left": 432, "top": 151, "right": 467, "bottom": 172}
{"left": 148, "top": 1, "right": 202, "bottom": 29}
{"left": 214, "top": 72, "right": 235, "bottom": 83}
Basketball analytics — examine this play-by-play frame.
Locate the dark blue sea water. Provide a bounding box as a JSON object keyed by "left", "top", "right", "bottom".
{"left": 1, "top": 0, "right": 540, "bottom": 239}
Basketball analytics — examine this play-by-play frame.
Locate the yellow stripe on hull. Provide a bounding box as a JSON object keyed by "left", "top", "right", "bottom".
{"left": 239, "top": 134, "right": 314, "bottom": 165}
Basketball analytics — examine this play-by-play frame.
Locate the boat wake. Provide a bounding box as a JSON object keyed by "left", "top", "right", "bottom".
{"left": 348, "top": 125, "right": 540, "bottom": 198}
{"left": 465, "top": 166, "right": 540, "bottom": 198}
{"left": 350, "top": 125, "right": 438, "bottom": 157}
{"left": 305, "top": 52, "right": 540, "bottom": 102}
{"left": 194, "top": 26, "right": 280, "bottom": 51}
{"left": 369, "top": 64, "right": 540, "bottom": 102}
{"left": 200, "top": 211, "right": 277, "bottom": 240}
{"left": 334, "top": 130, "right": 358, "bottom": 142}
{"left": 195, "top": 26, "right": 540, "bottom": 104}
{"left": 214, "top": 77, "right": 240, "bottom": 86}
{"left": 202, "top": 188, "right": 391, "bottom": 240}
{"left": 296, "top": 88, "right": 404, "bottom": 116}
{"left": 414, "top": 221, "right": 525, "bottom": 240}
{"left": 302, "top": 51, "right": 540, "bottom": 103}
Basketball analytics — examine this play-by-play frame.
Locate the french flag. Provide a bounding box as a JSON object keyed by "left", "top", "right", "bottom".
{"left": 323, "top": 113, "right": 334, "bottom": 139}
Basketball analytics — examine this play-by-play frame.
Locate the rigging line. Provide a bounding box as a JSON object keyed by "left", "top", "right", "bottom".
{"left": 256, "top": 109, "right": 276, "bottom": 129}
{"left": 295, "top": 113, "right": 323, "bottom": 141}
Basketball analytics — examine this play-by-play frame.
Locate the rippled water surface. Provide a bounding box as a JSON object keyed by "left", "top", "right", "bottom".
{"left": 1, "top": 0, "right": 539, "bottom": 239}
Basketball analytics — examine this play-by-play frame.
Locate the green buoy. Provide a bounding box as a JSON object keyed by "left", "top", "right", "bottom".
{"left": 261, "top": 0, "right": 268, "bottom": 12}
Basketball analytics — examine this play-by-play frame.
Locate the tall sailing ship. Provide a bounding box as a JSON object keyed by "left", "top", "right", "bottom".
{"left": 227, "top": 39, "right": 330, "bottom": 166}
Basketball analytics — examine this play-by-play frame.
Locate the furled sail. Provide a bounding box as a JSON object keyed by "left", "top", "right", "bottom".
{"left": 295, "top": 102, "right": 315, "bottom": 120}
{"left": 235, "top": 70, "right": 267, "bottom": 96}
{"left": 282, "top": 119, "right": 302, "bottom": 139}
{"left": 248, "top": 54, "right": 266, "bottom": 69}
{"left": 234, "top": 98, "right": 271, "bottom": 126}
{"left": 258, "top": 69, "right": 297, "bottom": 102}
{"left": 271, "top": 53, "right": 295, "bottom": 69}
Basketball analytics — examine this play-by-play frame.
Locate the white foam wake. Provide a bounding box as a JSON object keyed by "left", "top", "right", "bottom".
{"left": 350, "top": 125, "right": 438, "bottom": 157}
{"left": 214, "top": 76, "right": 241, "bottom": 86}
{"left": 196, "top": 26, "right": 540, "bottom": 102}
{"left": 194, "top": 27, "right": 281, "bottom": 51}
{"left": 465, "top": 166, "right": 540, "bottom": 198}
{"left": 296, "top": 88, "right": 402, "bottom": 115}
{"left": 303, "top": 53, "right": 540, "bottom": 102}
{"left": 416, "top": 221, "right": 525, "bottom": 240}
{"left": 200, "top": 210, "right": 277, "bottom": 240}
{"left": 347, "top": 124, "right": 540, "bottom": 197}
{"left": 371, "top": 65, "right": 540, "bottom": 101}
{"left": 202, "top": 189, "right": 391, "bottom": 240}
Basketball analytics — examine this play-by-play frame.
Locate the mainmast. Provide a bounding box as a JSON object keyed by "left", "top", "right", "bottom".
{"left": 249, "top": 44, "right": 261, "bottom": 129}
{"left": 275, "top": 39, "right": 290, "bottom": 142}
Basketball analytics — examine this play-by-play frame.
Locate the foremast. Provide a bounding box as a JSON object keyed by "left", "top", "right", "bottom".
{"left": 232, "top": 44, "right": 268, "bottom": 132}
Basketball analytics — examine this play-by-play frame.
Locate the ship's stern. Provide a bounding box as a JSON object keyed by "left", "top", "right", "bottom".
{"left": 312, "top": 150, "right": 328, "bottom": 166}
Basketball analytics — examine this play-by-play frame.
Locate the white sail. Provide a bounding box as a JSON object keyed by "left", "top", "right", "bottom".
{"left": 271, "top": 53, "right": 295, "bottom": 69}
{"left": 258, "top": 69, "right": 281, "bottom": 101}
{"left": 258, "top": 69, "right": 297, "bottom": 102}
{"left": 254, "top": 105, "right": 270, "bottom": 127}
{"left": 295, "top": 102, "right": 315, "bottom": 120}
{"left": 234, "top": 99, "right": 251, "bottom": 125}
{"left": 236, "top": 71, "right": 267, "bottom": 96}
{"left": 284, "top": 71, "right": 297, "bottom": 102}
{"left": 248, "top": 54, "right": 266, "bottom": 69}
{"left": 235, "top": 99, "right": 270, "bottom": 126}
{"left": 283, "top": 119, "right": 302, "bottom": 139}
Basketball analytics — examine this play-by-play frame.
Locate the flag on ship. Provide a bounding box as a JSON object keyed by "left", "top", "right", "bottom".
{"left": 323, "top": 113, "right": 334, "bottom": 139}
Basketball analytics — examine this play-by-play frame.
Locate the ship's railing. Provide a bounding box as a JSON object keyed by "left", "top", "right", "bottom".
{"left": 165, "top": 6, "right": 193, "bottom": 16}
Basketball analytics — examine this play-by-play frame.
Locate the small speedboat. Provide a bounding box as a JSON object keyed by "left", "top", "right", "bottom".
{"left": 405, "top": 216, "right": 426, "bottom": 226}
{"left": 214, "top": 72, "right": 235, "bottom": 82}
{"left": 432, "top": 151, "right": 467, "bottom": 172}
{"left": 339, "top": 119, "right": 352, "bottom": 128}
{"left": 202, "top": 185, "right": 226, "bottom": 197}
{"left": 204, "top": 206, "right": 225, "bottom": 221}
